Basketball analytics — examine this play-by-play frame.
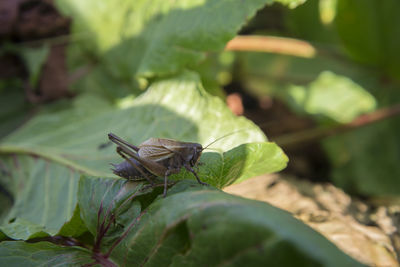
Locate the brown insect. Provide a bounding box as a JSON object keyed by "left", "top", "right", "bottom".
{"left": 108, "top": 133, "right": 225, "bottom": 197}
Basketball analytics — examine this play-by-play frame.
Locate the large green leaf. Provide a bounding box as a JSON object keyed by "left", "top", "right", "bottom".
{"left": 0, "top": 241, "right": 93, "bottom": 267}
{"left": 76, "top": 176, "right": 364, "bottom": 267}
{"left": 55, "top": 0, "right": 306, "bottom": 96}
{"left": 335, "top": 0, "right": 400, "bottom": 80}
{"left": 0, "top": 72, "right": 287, "bottom": 240}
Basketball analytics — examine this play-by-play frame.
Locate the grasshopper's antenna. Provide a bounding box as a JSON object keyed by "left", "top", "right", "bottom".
{"left": 202, "top": 129, "right": 250, "bottom": 151}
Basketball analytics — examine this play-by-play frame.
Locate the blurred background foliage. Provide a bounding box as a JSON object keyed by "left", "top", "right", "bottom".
{"left": 1, "top": 0, "right": 400, "bottom": 198}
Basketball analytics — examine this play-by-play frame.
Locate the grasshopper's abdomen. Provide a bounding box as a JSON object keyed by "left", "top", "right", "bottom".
{"left": 111, "top": 158, "right": 155, "bottom": 181}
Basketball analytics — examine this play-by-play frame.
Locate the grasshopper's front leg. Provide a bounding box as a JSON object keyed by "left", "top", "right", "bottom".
{"left": 184, "top": 164, "right": 209, "bottom": 186}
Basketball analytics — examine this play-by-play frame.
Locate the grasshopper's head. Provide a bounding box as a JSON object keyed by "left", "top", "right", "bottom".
{"left": 189, "top": 143, "right": 203, "bottom": 167}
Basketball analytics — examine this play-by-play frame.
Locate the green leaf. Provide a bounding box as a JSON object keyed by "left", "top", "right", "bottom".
{"left": 0, "top": 156, "right": 80, "bottom": 240}
{"left": 57, "top": 205, "right": 88, "bottom": 238}
{"left": 335, "top": 0, "right": 400, "bottom": 80}
{"left": 286, "top": 71, "right": 376, "bottom": 123}
{"left": 0, "top": 72, "right": 286, "bottom": 240}
{"left": 172, "top": 142, "right": 288, "bottom": 188}
{"left": 56, "top": 0, "right": 304, "bottom": 81}
{"left": 0, "top": 241, "right": 93, "bottom": 266}
{"left": 76, "top": 177, "right": 364, "bottom": 267}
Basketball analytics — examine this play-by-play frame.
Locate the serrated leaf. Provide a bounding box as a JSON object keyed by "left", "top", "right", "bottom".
{"left": 76, "top": 177, "right": 364, "bottom": 267}
{"left": 172, "top": 142, "right": 288, "bottom": 188}
{"left": 0, "top": 241, "right": 93, "bottom": 267}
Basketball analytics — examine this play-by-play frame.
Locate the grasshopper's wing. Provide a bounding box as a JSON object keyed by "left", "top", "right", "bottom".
{"left": 118, "top": 143, "right": 168, "bottom": 177}
{"left": 138, "top": 138, "right": 180, "bottom": 161}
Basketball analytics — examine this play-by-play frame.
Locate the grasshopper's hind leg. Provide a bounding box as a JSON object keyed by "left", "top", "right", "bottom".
{"left": 108, "top": 133, "right": 139, "bottom": 151}
{"left": 116, "top": 147, "right": 155, "bottom": 186}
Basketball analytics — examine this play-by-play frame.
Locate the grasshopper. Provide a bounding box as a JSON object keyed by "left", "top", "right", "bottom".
{"left": 108, "top": 133, "right": 213, "bottom": 197}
